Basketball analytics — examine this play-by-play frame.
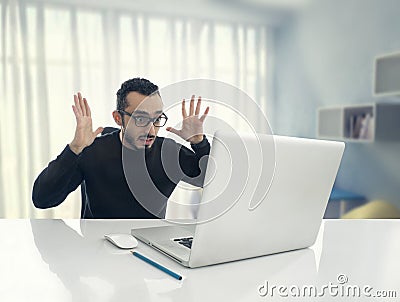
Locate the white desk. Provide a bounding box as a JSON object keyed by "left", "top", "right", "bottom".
{"left": 1, "top": 219, "right": 399, "bottom": 301}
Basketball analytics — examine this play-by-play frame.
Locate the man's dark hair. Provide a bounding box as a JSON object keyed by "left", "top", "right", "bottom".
{"left": 116, "top": 77, "right": 159, "bottom": 111}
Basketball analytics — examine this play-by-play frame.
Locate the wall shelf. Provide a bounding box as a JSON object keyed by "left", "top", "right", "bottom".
{"left": 374, "top": 51, "right": 400, "bottom": 97}
{"left": 317, "top": 102, "right": 400, "bottom": 142}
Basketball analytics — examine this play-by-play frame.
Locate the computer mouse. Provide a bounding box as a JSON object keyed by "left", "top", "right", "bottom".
{"left": 104, "top": 233, "right": 138, "bottom": 249}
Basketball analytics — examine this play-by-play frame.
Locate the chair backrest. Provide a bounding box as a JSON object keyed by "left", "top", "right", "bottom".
{"left": 80, "top": 127, "right": 119, "bottom": 218}
{"left": 342, "top": 200, "right": 400, "bottom": 219}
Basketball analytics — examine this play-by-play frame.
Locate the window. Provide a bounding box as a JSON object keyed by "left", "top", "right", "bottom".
{"left": 0, "top": 1, "right": 271, "bottom": 218}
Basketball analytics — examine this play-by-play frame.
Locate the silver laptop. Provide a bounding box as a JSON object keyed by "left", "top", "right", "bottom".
{"left": 132, "top": 130, "right": 345, "bottom": 268}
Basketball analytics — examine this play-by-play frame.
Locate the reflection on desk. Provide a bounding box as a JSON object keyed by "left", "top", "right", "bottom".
{"left": 0, "top": 219, "right": 399, "bottom": 301}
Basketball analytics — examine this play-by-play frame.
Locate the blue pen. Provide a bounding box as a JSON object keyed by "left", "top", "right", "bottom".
{"left": 132, "top": 251, "right": 183, "bottom": 280}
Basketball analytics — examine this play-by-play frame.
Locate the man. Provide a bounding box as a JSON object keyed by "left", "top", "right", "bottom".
{"left": 32, "top": 78, "right": 210, "bottom": 218}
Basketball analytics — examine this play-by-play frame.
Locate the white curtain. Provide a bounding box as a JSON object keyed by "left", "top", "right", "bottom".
{"left": 0, "top": 0, "right": 272, "bottom": 218}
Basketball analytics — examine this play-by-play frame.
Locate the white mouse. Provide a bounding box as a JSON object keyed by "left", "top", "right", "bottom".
{"left": 104, "top": 233, "right": 138, "bottom": 249}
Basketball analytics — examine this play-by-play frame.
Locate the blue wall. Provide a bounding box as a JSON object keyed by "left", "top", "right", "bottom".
{"left": 273, "top": 0, "right": 400, "bottom": 206}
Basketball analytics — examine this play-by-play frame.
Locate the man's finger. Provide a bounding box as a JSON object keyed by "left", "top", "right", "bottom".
{"left": 84, "top": 98, "right": 91, "bottom": 117}
{"left": 199, "top": 106, "right": 210, "bottom": 122}
{"left": 94, "top": 127, "right": 104, "bottom": 137}
{"left": 189, "top": 95, "right": 195, "bottom": 116}
{"left": 166, "top": 127, "right": 180, "bottom": 136}
{"left": 181, "top": 99, "right": 188, "bottom": 118}
{"left": 78, "top": 92, "right": 87, "bottom": 116}
{"left": 72, "top": 105, "right": 79, "bottom": 119}
{"left": 74, "top": 95, "right": 83, "bottom": 116}
{"left": 195, "top": 96, "right": 201, "bottom": 116}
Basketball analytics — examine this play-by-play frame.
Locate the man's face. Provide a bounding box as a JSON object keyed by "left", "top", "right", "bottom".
{"left": 120, "top": 91, "right": 164, "bottom": 150}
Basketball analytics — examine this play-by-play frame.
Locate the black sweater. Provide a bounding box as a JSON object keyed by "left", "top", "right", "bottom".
{"left": 32, "top": 130, "right": 210, "bottom": 218}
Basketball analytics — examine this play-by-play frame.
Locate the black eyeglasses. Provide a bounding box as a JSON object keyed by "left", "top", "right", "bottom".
{"left": 118, "top": 110, "right": 168, "bottom": 127}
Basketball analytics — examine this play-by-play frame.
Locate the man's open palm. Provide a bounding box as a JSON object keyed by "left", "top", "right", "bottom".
{"left": 69, "top": 92, "right": 103, "bottom": 155}
{"left": 166, "top": 95, "right": 209, "bottom": 144}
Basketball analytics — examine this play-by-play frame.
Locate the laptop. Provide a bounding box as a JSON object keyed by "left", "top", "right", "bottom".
{"left": 131, "top": 130, "right": 345, "bottom": 268}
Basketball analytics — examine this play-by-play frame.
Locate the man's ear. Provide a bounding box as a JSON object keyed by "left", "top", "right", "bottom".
{"left": 112, "top": 110, "right": 123, "bottom": 126}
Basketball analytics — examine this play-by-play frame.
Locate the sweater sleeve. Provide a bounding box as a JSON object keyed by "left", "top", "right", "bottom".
{"left": 32, "top": 145, "right": 84, "bottom": 209}
{"left": 179, "top": 136, "right": 210, "bottom": 187}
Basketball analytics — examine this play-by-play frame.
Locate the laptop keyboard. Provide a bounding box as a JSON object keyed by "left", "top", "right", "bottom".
{"left": 173, "top": 236, "right": 193, "bottom": 249}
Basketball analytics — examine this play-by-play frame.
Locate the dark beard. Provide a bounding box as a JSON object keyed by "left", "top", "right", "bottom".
{"left": 122, "top": 128, "right": 139, "bottom": 150}
{"left": 122, "top": 129, "right": 155, "bottom": 150}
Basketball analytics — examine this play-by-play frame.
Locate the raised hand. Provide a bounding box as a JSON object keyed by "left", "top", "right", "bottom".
{"left": 166, "top": 95, "right": 209, "bottom": 144}
{"left": 69, "top": 92, "right": 104, "bottom": 155}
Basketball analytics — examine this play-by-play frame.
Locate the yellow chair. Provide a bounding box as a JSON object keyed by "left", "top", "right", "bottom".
{"left": 341, "top": 200, "right": 400, "bottom": 219}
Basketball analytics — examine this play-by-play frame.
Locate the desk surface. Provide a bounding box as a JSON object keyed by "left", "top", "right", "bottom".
{"left": 1, "top": 219, "right": 399, "bottom": 301}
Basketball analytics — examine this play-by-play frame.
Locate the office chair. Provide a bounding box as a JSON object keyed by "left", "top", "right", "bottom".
{"left": 80, "top": 127, "right": 119, "bottom": 218}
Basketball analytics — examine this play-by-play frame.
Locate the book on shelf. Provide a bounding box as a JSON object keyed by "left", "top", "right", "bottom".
{"left": 349, "top": 115, "right": 355, "bottom": 138}
{"left": 352, "top": 115, "right": 363, "bottom": 138}
{"left": 359, "top": 113, "right": 372, "bottom": 139}
{"left": 349, "top": 113, "right": 374, "bottom": 140}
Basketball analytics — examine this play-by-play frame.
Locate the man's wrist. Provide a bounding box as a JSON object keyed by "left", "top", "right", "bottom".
{"left": 69, "top": 143, "right": 84, "bottom": 155}
{"left": 190, "top": 135, "right": 207, "bottom": 146}
{"left": 189, "top": 135, "right": 205, "bottom": 145}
